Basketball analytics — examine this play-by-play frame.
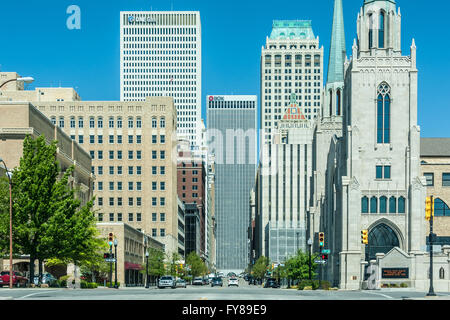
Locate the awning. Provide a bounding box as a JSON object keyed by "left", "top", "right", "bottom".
{"left": 125, "top": 262, "right": 143, "bottom": 270}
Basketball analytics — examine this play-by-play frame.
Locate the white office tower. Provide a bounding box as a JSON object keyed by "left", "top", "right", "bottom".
{"left": 261, "top": 20, "right": 323, "bottom": 145}
{"left": 120, "top": 11, "right": 202, "bottom": 149}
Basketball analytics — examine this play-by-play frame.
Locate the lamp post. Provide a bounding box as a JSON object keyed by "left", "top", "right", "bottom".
{"left": 0, "top": 77, "right": 34, "bottom": 89}
{"left": 0, "top": 158, "right": 13, "bottom": 289}
{"left": 145, "top": 250, "right": 149, "bottom": 288}
{"left": 307, "top": 238, "right": 313, "bottom": 281}
{"left": 427, "top": 195, "right": 436, "bottom": 297}
{"left": 114, "top": 239, "right": 118, "bottom": 289}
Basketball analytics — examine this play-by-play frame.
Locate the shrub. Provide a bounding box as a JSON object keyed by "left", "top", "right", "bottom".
{"left": 298, "top": 280, "right": 320, "bottom": 290}
{"left": 400, "top": 283, "right": 408, "bottom": 288}
{"left": 303, "top": 286, "right": 313, "bottom": 290}
{"left": 81, "top": 281, "right": 99, "bottom": 289}
{"left": 58, "top": 275, "right": 70, "bottom": 288}
{"left": 390, "top": 283, "right": 399, "bottom": 288}
{"left": 105, "top": 282, "right": 121, "bottom": 287}
{"left": 320, "top": 281, "right": 331, "bottom": 290}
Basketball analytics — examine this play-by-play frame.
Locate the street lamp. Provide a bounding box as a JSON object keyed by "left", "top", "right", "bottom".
{"left": 0, "top": 158, "right": 13, "bottom": 289}
{"left": 0, "top": 77, "right": 34, "bottom": 89}
{"left": 307, "top": 238, "right": 313, "bottom": 281}
{"left": 114, "top": 239, "right": 118, "bottom": 289}
{"left": 145, "top": 250, "right": 149, "bottom": 288}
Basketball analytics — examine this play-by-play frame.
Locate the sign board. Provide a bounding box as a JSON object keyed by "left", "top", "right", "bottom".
{"left": 314, "top": 260, "right": 327, "bottom": 264}
{"left": 381, "top": 268, "right": 409, "bottom": 279}
{"left": 105, "top": 258, "right": 116, "bottom": 263}
{"left": 321, "top": 249, "right": 330, "bottom": 254}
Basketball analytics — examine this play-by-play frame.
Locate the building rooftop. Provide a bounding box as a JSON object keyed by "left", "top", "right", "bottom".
{"left": 421, "top": 138, "right": 450, "bottom": 157}
{"left": 269, "top": 20, "right": 315, "bottom": 40}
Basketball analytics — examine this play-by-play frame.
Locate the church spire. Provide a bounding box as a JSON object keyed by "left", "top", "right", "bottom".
{"left": 326, "top": 0, "right": 346, "bottom": 85}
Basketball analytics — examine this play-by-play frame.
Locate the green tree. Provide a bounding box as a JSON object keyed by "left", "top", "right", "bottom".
{"left": 140, "top": 248, "right": 165, "bottom": 283}
{"left": 166, "top": 252, "right": 182, "bottom": 277}
{"left": 252, "top": 256, "right": 270, "bottom": 281}
{"left": 0, "top": 177, "right": 10, "bottom": 257}
{"left": 186, "top": 251, "right": 207, "bottom": 278}
{"left": 284, "top": 250, "right": 318, "bottom": 285}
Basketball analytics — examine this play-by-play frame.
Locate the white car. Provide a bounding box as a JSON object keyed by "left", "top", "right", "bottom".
{"left": 228, "top": 277, "right": 239, "bottom": 287}
{"left": 158, "top": 276, "right": 176, "bottom": 289}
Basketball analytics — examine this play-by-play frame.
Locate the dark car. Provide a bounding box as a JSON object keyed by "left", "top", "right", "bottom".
{"left": 211, "top": 277, "right": 223, "bottom": 287}
{"left": 264, "top": 278, "right": 280, "bottom": 288}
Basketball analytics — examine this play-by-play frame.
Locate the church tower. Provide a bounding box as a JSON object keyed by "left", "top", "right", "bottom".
{"left": 330, "top": 0, "right": 426, "bottom": 290}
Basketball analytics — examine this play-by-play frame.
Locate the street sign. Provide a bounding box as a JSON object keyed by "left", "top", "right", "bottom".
{"left": 314, "top": 260, "right": 327, "bottom": 264}
{"left": 105, "top": 258, "right": 116, "bottom": 263}
{"left": 321, "top": 249, "right": 330, "bottom": 254}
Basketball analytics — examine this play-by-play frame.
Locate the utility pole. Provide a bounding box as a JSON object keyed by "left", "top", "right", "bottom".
{"left": 426, "top": 196, "right": 436, "bottom": 296}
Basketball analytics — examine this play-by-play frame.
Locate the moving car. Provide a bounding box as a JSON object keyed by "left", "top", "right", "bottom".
{"left": 158, "top": 276, "right": 176, "bottom": 289}
{"left": 264, "top": 278, "right": 280, "bottom": 288}
{"left": 211, "top": 277, "right": 223, "bottom": 287}
{"left": 0, "top": 271, "right": 28, "bottom": 288}
{"left": 228, "top": 277, "right": 239, "bottom": 287}
{"left": 192, "top": 277, "right": 203, "bottom": 286}
{"left": 176, "top": 279, "right": 187, "bottom": 288}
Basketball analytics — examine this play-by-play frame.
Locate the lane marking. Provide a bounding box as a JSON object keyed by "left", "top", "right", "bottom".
{"left": 16, "top": 290, "right": 57, "bottom": 300}
{"left": 363, "top": 291, "right": 394, "bottom": 300}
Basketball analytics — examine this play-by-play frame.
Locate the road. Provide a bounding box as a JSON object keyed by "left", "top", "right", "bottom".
{"left": 0, "top": 279, "right": 449, "bottom": 300}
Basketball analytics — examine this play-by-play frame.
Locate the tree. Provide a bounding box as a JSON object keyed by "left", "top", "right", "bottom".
{"left": 284, "top": 250, "right": 318, "bottom": 285}
{"left": 252, "top": 256, "right": 270, "bottom": 282}
{"left": 166, "top": 252, "right": 182, "bottom": 278}
{"left": 140, "top": 247, "right": 165, "bottom": 284}
{"left": 186, "top": 251, "right": 207, "bottom": 279}
{"left": 0, "top": 177, "right": 10, "bottom": 257}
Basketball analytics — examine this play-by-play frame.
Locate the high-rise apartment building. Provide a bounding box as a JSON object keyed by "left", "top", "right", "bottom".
{"left": 261, "top": 20, "right": 323, "bottom": 145}
{"left": 120, "top": 11, "right": 202, "bottom": 149}
{"left": 207, "top": 95, "right": 257, "bottom": 273}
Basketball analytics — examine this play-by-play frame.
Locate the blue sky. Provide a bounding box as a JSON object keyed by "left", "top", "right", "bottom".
{"left": 0, "top": 0, "right": 448, "bottom": 137}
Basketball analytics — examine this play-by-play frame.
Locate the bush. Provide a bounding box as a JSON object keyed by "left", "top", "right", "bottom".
{"left": 303, "top": 286, "right": 313, "bottom": 290}
{"left": 298, "top": 280, "right": 320, "bottom": 290}
{"left": 81, "top": 281, "right": 99, "bottom": 289}
{"left": 319, "top": 281, "right": 331, "bottom": 290}
{"left": 105, "top": 282, "right": 120, "bottom": 287}
{"left": 58, "top": 275, "right": 70, "bottom": 288}
{"left": 400, "top": 283, "right": 408, "bottom": 288}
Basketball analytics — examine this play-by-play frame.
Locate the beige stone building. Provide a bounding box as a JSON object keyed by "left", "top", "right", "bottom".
{"left": 0, "top": 100, "right": 93, "bottom": 275}
{"left": 96, "top": 223, "right": 164, "bottom": 286}
{"left": 0, "top": 72, "right": 185, "bottom": 261}
{"left": 421, "top": 138, "right": 450, "bottom": 240}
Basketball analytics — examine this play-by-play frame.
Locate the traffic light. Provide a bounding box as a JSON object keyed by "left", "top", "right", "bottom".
{"left": 361, "top": 230, "right": 369, "bottom": 245}
{"left": 104, "top": 253, "right": 110, "bottom": 259}
{"left": 108, "top": 232, "right": 114, "bottom": 245}
{"left": 426, "top": 196, "right": 434, "bottom": 221}
{"left": 319, "top": 232, "right": 325, "bottom": 247}
{"left": 322, "top": 254, "right": 328, "bottom": 260}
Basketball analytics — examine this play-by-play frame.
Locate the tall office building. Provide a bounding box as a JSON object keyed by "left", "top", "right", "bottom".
{"left": 120, "top": 11, "right": 202, "bottom": 149}
{"left": 261, "top": 20, "right": 323, "bottom": 145}
{"left": 207, "top": 95, "right": 257, "bottom": 273}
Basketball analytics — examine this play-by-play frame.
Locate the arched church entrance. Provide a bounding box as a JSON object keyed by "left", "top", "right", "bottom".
{"left": 366, "top": 223, "right": 400, "bottom": 261}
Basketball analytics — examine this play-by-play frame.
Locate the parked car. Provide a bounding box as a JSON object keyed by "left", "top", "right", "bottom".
{"left": 264, "top": 278, "right": 280, "bottom": 288}
{"left": 228, "top": 277, "right": 239, "bottom": 287}
{"left": 158, "top": 276, "right": 176, "bottom": 289}
{"left": 176, "top": 279, "right": 187, "bottom": 288}
{"left": 0, "top": 271, "right": 28, "bottom": 288}
{"left": 33, "top": 273, "right": 58, "bottom": 287}
{"left": 202, "top": 277, "right": 210, "bottom": 285}
{"left": 192, "top": 277, "right": 203, "bottom": 286}
{"left": 211, "top": 277, "right": 223, "bottom": 287}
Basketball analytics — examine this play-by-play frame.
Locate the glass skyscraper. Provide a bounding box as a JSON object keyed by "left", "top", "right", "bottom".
{"left": 206, "top": 95, "right": 257, "bottom": 272}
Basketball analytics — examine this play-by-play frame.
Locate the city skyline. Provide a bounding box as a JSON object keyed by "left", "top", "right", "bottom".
{"left": 0, "top": 0, "right": 447, "bottom": 139}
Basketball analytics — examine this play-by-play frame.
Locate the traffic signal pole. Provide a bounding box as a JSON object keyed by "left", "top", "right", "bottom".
{"left": 427, "top": 195, "right": 436, "bottom": 297}
{"left": 109, "top": 244, "right": 113, "bottom": 288}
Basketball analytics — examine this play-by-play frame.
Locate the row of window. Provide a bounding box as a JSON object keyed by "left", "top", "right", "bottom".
{"left": 362, "top": 196, "right": 406, "bottom": 214}
{"left": 96, "top": 196, "right": 166, "bottom": 206}
{"left": 181, "top": 193, "right": 199, "bottom": 198}
{"left": 84, "top": 135, "right": 143, "bottom": 144}
{"left": 93, "top": 166, "right": 144, "bottom": 175}
{"left": 99, "top": 212, "right": 142, "bottom": 222}
{"left": 89, "top": 150, "right": 144, "bottom": 160}
{"left": 424, "top": 173, "right": 450, "bottom": 187}
{"left": 53, "top": 116, "right": 166, "bottom": 129}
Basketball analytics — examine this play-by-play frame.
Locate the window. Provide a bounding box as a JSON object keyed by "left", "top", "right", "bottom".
{"left": 137, "top": 197, "right": 141, "bottom": 206}
{"left": 380, "top": 196, "right": 387, "bottom": 214}
{"left": 98, "top": 117, "right": 103, "bottom": 128}
{"left": 160, "top": 182, "right": 165, "bottom": 191}
{"left": 160, "top": 117, "right": 166, "bottom": 128}
{"left": 152, "top": 197, "right": 157, "bottom": 206}
{"left": 152, "top": 181, "right": 157, "bottom": 191}
{"left": 160, "top": 166, "right": 165, "bottom": 175}
{"left": 160, "top": 151, "right": 165, "bottom": 159}
{"left": 128, "top": 182, "right": 133, "bottom": 191}
{"left": 109, "top": 135, "right": 114, "bottom": 144}
{"left": 160, "top": 213, "right": 166, "bottom": 222}
{"left": 98, "top": 213, "right": 103, "bottom": 222}
{"left": 160, "top": 135, "right": 166, "bottom": 144}
{"left": 152, "top": 117, "right": 157, "bottom": 128}
{"left": 117, "top": 181, "right": 122, "bottom": 191}
{"left": 89, "top": 117, "right": 95, "bottom": 128}
{"left": 109, "top": 182, "right": 114, "bottom": 191}
{"left": 379, "top": 11, "right": 385, "bottom": 49}
{"left": 362, "top": 197, "right": 369, "bottom": 213}
{"left": 152, "top": 151, "right": 157, "bottom": 159}
{"left": 117, "top": 117, "right": 122, "bottom": 128}
{"left": 117, "top": 197, "right": 122, "bottom": 206}
{"left": 192, "top": 193, "right": 198, "bottom": 198}
{"left": 98, "top": 182, "right": 103, "bottom": 191}
{"left": 160, "top": 229, "right": 166, "bottom": 237}
{"left": 136, "top": 166, "right": 142, "bottom": 175}
{"left": 377, "top": 83, "right": 391, "bottom": 144}
{"left": 368, "top": 13, "right": 374, "bottom": 49}
{"left": 152, "top": 213, "right": 157, "bottom": 222}
{"left": 152, "top": 135, "right": 157, "bottom": 144}
{"left": 435, "top": 198, "right": 450, "bottom": 217}
{"left": 117, "top": 150, "right": 122, "bottom": 160}
{"left": 89, "top": 135, "right": 95, "bottom": 144}
{"left": 137, "top": 213, "right": 141, "bottom": 222}
{"left": 128, "top": 135, "right": 133, "bottom": 144}
{"left": 443, "top": 173, "right": 450, "bottom": 187}
{"left": 398, "top": 197, "right": 406, "bottom": 214}
{"left": 98, "top": 197, "right": 103, "bottom": 206}
{"left": 117, "top": 166, "right": 123, "bottom": 175}
{"left": 424, "top": 173, "right": 434, "bottom": 186}
{"left": 160, "top": 197, "right": 165, "bottom": 206}
{"left": 117, "top": 213, "right": 122, "bottom": 222}
{"left": 128, "top": 213, "right": 133, "bottom": 222}
{"left": 389, "top": 197, "right": 397, "bottom": 214}
{"left": 117, "top": 135, "right": 122, "bottom": 144}
{"left": 152, "top": 229, "right": 157, "bottom": 237}
{"left": 128, "top": 151, "right": 133, "bottom": 160}
{"left": 136, "top": 135, "right": 142, "bottom": 144}
{"left": 97, "top": 166, "right": 103, "bottom": 175}
{"left": 78, "top": 135, "right": 84, "bottom": 144}
{"left": 98, "top": 135, "right": 104, "bottom": 144}
{"left": 128, "top": 166, "right": 133, "bottom": 175}
{"left": 109, "top": 197, "right": 114, "bottom": 206}
{"left": 78, "top": 117, "right": 84, "bottom": 128}
{"left": 152, "top": 166, "right": 157, "bottom": 175}
{"left": 370, "top": 197, "right": 378, "bottom": 214}
{"left": 109, "top": 150, "right": 114, "bottom": 160}
{"left": 384, "top": 166, "right": 391, "bottom": 179}
{"left": 376, "top": 166, "right": 383, "bottom": 179}
{"left": 70, "top": 117, "right": 76, "bottom": 128}
{"left": 136, "top": 182, "right": 142, "bottom": 191}
{"left": 128, "top": 117, "right": 134, "bottom": 128}
{"left": 109, "top": 213, "right": 114, "bottom": 222}
{"left": 128, "top": 197, "right": 133, "bottom": 206}
{"left": 137, "top": 151, "right": 142, "bottom": 160}
{"left": 136, "top": 117, "right": 142, "bottom": 128}
{"left": 109, "top": 117, "right": 114, "bottom": 128}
